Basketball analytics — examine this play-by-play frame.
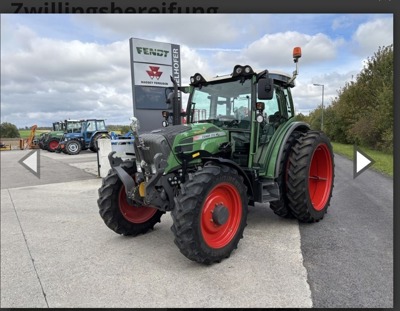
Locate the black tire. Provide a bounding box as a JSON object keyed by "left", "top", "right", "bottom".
{"left": 47, "top": 138, "right": 60, "bottom": 152}
{"left": 171, "top": 164, "right": 248, "bottom": 264}
{"left": 287, "top": 131, "right": 334, "bottom": 222}
{"left": 65, "top": 140, "right": 82, "bottom": 155}
{"left": 98, "top": 165, "right": 164, "bottom": 236}
{"left": 269, "top": 130, "right": 303, "bottom": 218}
{"left": 90, "top": 133, "right": 111, "bottom": 152}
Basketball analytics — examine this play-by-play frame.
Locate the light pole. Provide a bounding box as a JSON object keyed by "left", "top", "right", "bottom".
{"left": 313, "top": 83, "right": 325, "bottom": 131}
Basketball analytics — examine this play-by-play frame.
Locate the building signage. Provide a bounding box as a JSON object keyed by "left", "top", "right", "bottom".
{"left": 129, "top": 38, "right": 181, "bottom": 132}
{"left": 131, "top": 38, "right": 173, "bottom": 65}
{"left": 133, "top": 63, "right": 173, "bottom": 87}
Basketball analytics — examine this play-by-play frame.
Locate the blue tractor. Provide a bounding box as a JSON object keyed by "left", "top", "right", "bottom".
{"left": 58, "top": 119, "right": 110, "bottom": 155}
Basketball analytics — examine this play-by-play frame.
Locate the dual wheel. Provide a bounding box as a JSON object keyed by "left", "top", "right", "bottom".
{"left": 270, "top": 130, "right": 334, "bottom": 222}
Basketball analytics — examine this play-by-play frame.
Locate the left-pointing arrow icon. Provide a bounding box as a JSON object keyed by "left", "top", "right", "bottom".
{"left": 18, "top": 150, "right": 40, "bottom": 179}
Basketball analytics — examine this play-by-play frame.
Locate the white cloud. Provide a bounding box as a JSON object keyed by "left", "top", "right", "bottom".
{"left": 73, "top": 14, "right": 248, "bottom": 47}
{"left": 352, "top": 17, "right": 393, "bottom": 56}
{"left": 211, "top": 31, "right": 344, "bottom": 73}
{"left": 0, "top": 14, "right": 393, "bottom": 127}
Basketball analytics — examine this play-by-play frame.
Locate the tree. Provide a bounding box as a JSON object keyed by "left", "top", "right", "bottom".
{"left": 294, "top": 113, "right": 310, "bottom": 123}
{"left": 308, "top": 44, "right": 393, "bottom": 152}
{"left": 0, "top": 122, "right": 20, "bottom": 138}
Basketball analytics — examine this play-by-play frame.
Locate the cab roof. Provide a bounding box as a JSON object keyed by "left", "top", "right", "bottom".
{"left": 200, "top": 69, "right": 295, "bottom": 87}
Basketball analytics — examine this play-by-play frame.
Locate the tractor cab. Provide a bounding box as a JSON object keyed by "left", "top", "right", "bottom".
{"left": 52, "top": 121, "right": 65, "bottom": 132}
{"left": 65, "top": 120, "right": 83, "bottom": 133}
{"left": 185, "top": 67, "right": 296, "bottom": 170}
{"left": 82, "top": 119, "right": 107, "bottom": 141}
{"left": 181, "top": 66, "right": 305, "bottom": 181}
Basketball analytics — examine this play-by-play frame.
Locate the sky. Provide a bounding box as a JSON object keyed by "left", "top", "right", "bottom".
{"left": 0, "top": 13, "right": 393, "bottom": 128}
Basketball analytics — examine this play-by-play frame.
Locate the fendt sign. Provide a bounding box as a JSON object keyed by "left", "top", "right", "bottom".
{"left": 130, "top": 38, "right": 181, "bottom": 132}
{"left": 136, "top": 47, "right": 170, "bottom": 57}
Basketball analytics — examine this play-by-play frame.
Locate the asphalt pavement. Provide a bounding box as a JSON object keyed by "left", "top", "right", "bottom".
{"left": 299, "top": 154, "right": 393, "bottom": 308}
{"left": 0, "top": 149, "right": 393, "bottom": 308}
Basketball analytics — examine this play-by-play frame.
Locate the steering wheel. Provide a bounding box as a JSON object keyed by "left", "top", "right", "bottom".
{"left": 227, "top": 119, "right": 239, "bottom": 128}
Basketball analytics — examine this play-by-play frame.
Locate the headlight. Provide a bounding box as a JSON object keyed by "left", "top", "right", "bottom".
{"left": 232, "top": 65, "right": 254, "bottom": 77}
{"left": 136, "top": 162, "right": 142, "bottom": 173}
{"left": 189, "top": 73, "right": 206, "bottom": 86}
{"left": 256, "top": 114, "right": 264, "bottom": 123}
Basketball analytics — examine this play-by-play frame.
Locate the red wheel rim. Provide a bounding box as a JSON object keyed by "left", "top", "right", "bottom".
{"left": 118, "top": 185, "right": 157, "bottom": 224}
{"left": 49, "top": 140, "right": 59, "bottom": 150}
{"left": 201, "top": 183, "right": 242, "bottom": 249}
{"left": 308, "top": 143, "right": 333, "bottom": 211}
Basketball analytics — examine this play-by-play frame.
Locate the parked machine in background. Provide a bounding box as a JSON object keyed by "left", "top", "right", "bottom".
{"left": 40, "top": 121, "right": 65, "bottom": 152}
{"left": 20, "top": 124, "right": 40, "bottom": 150}
{"left": 58, "top": 119, "right": 110, "bottom": 155}
{"left": 43, "top": 120, "right": 85, "bottom": 152}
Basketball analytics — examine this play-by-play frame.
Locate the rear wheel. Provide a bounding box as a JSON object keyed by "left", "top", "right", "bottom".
{"left": 269, "top": 130, "right": 303, "bottom": 218}
{"left": 98, "top": 165, "right": 164, "bottom": 235}
{"left": 287, "top": 131, "right": 334, "bottom": 222}
{"left": 65, "top": 140, "right": 81, "bottom": 155}
{"left": 47, "top": 138, "right": 60, "bottom": 152}
{"left": 171, "top": 164, "right": 248, "bottom": 264}
{"left": 90, "top": 133, "right": 111, "bottom": 152}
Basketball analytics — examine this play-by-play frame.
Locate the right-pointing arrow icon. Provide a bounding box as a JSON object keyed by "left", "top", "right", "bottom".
{"left": 353, "top": 145, "right": 375, "bottom": 179}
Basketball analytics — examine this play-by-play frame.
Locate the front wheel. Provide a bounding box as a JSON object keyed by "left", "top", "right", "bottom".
{"left": 65, "top": 140, "right": 81, "bottom": 155}
{"left": 171, "top": 164, "right": 248, "bottom": 264}
{"left": 287, "top": 131, "right": 334, "bottom": 222}
{"left": 98, "top": 165, "right": 164, "bottom": 236}
{"left": 47, "top": 138, "right": 60, "bottom": 152}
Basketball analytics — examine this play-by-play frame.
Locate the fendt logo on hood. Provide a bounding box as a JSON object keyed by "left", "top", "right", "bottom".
{"left": 146, "top": 66, "right": 163, "bottom": 80}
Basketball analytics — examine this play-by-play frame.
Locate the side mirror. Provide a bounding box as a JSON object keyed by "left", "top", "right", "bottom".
{"left": 257, "top": 78, "right": 274, "bottom": 100}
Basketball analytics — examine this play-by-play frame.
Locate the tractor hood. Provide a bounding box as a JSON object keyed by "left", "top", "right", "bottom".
{"left": 148, "top": 123, "right": 228, "bottom": 152}
{"left": 140, "top": 123, "right": 228, "bottom": 174}
{"left": 65, "top": 132, "right": 82, "bottom": 138}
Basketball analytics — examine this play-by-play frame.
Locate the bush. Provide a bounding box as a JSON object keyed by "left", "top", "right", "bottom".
{"left": 0, "top": 122, "right": 20, "bottom": 138}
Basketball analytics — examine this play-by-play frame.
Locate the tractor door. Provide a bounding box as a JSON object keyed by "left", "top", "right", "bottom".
{"left": 95, "top": 120, "right": 107, "bottom": 132}
{"left": 84, "top": 121, "right": 97, "bottom": 143}
{"left": 253, "top": 85, "right": 286, "bottom": 170}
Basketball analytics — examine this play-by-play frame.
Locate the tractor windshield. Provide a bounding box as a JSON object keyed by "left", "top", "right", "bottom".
{"left": 53, "top": 123, "right": 64, "bottom": 131}
{"left": 66, "top": 121, "right": 82, "bottom": 133}
{"left": 96, "top": 120, "right": 107, "bottom": 131}
{"left": 189, "top": 79, "right": 252, "bottom": 129}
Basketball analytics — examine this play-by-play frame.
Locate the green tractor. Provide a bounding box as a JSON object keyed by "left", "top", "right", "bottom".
{"left": 42, "top": 120, "right": 83, "bottom": 152}
{"left": 42, "top": 121, "right": 66, "bottom": 152}
{"left": 97, "top": 47, "right": 335, "bottom": 264}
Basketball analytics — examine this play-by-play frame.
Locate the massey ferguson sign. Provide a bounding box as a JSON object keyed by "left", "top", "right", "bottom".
{"left": 129, "top": 38, "right": 181, "bottom": 131}
{"left": 133, "top": 63, "right": 172, "bottom": 86}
